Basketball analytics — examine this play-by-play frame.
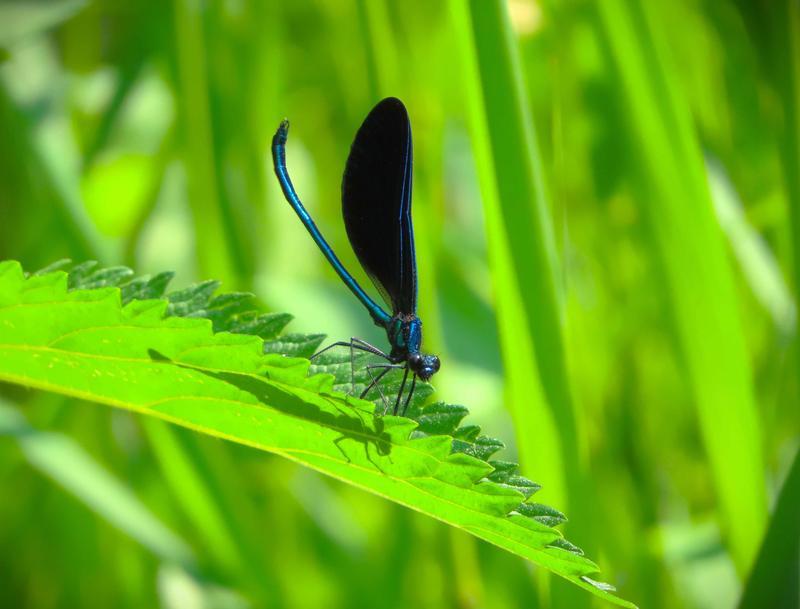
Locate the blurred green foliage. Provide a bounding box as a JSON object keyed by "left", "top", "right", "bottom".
{"left": 0, "top": 0, "right": 798, "bottom": 608}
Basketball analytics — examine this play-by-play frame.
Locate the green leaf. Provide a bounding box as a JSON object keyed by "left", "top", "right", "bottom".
{"left": 0, "top": 260, "right": 636, "bottom": 608}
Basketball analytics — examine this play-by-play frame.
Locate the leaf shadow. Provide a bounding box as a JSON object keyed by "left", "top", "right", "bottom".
{"left": 147, "top": 349, "right": 393, "bottom": 470}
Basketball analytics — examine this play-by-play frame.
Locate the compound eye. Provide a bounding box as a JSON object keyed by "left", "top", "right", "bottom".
{"left": 431, "top": 356, "right": 440, "bottom": 373}
{"left": 408, "top": 353, "right": 422, "bottom": 367}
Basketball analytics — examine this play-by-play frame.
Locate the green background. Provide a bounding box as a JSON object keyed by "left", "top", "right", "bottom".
{"left": 0, "top": 0, "right": 798, "bottom": 608}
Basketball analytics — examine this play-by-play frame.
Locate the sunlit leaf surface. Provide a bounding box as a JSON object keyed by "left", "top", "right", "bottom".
{"left": 0, "top": 260, "right": 635, "bottom": 607}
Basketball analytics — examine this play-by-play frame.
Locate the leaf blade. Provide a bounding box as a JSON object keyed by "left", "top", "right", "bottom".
{"left": 0, "top": 260, "right": 635, "bottom": 608}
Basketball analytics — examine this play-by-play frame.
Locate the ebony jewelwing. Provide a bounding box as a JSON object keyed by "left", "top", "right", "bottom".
{"left": 271, "top": 97, "right": 439, "bottom": 416}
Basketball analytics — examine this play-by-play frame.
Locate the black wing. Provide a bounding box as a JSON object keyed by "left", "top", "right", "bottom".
{"left": 342, "top": 97, "right": 416, "bottom": 315}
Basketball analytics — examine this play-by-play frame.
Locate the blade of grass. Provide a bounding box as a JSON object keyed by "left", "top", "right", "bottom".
{"left": 461, "top": 0, "right": 582, "bottom": 498}
{"left": 171, "top": 0, "right": 248, "bottom": 287}
{"left": 737, "top": 446, "right": 800, "bottom": 609}
{"left": 0, "top": 397, "right": 194, "bottom": 566}
{"left": 0, "top": 80, "right": 103, "bottom": 263}
{"left": 709, "top": 159, "right": 796, "bottom": 334}
{"left": 449, "top": 0, "right": 563, "bottom": 502}
{"left": 595, "top": 0, "right": 767, "bottom": 572}
{"left": 452, "top": 1, "right": 597, "bottom": 604}
{"left": 142, "top": 419, "right": 282, "bottom": 605}
{"left": 453, "top": 2, "right": 576, "bottom": 508}
{"left": 773, "top": 0, "right": 800, "bottom": 299}
{"left": 141, "top": 419, "right": 241, "bottom": 572}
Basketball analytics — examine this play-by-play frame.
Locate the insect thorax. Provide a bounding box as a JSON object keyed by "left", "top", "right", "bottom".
{"left": 386, "top": 313, "right": 422, "bottom": 361}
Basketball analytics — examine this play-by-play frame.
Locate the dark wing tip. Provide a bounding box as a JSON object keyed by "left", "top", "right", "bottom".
{"left": 376, "top": 96, "right": 405, "bottom": 107}
{"left": 355, "top": 98, "right": 411, "bottom": 149}
{"left": 371, "top": 97, "right": 409, "bottom": 121}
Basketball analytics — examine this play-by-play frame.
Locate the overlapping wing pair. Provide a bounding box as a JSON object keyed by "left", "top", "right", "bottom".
{"left": 342, "top": 97, "right": 417, "bottom": 317}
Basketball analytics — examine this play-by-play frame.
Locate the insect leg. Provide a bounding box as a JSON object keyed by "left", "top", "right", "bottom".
{"left": 345, "top": 338, "right": 392, "bottom": 395}
{"left": 311, "top": 338, "right": 391, "bottom": 362}
{"left": 401, "top": 374, "right": 417, "bottom": 417}
{"left": 350, "top": 337, "right": 392, "bottom": 361}
{"left": 362, "top": 363, "right": 405, "bottom": 413}
{"left": 312, "top": 340, "right": 374, "bottom": 360}
{"left": 348, "top": 339, "right": 356, "bottom": 393}
{"left": 360, "top": 365, "right": 393, "bottom": 399}
{"left": 393, "top": 367, "right": 409, "bottom": 415}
